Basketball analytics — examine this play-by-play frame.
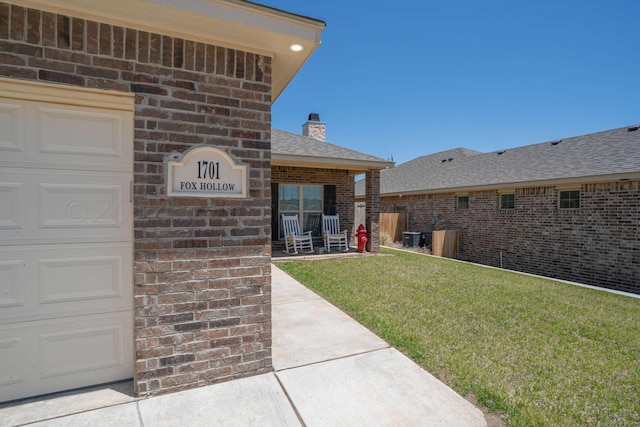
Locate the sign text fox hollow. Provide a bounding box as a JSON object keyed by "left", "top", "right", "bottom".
{"left": 166, "top": 146, "right": 248, "bottom": 198}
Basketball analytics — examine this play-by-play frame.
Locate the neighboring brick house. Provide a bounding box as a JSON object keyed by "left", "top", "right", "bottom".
{"left": 356, "top": 125, "right": 640, "bottom": 294}
{"left": 271, "top": 114, "right": 393, "bottom": 253}
{"left": 0, "top": 0, "right": 325, "bottom": 402}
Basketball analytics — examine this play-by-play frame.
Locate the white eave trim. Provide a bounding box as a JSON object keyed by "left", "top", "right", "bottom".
{"left": 376, "top": 172, "right": 640, "bottom": 198}
{"left": 272, "top": 154, "right": 394, "bottom": 172}
{"left": 7, "top": 0, "right": 325, "bottom": 100}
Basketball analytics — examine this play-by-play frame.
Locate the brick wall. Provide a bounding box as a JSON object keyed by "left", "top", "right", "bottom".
{"left": 272, "top": 165, "right": 354, "bottom": 244}
{"left": 1, "top": 3, "right": 273, "bottom": 396}
{"left": 382, "top": 180, "right": 639, "bottom": 294}
{"left": 365, "top": 170, "right": 381, "bottom": 253}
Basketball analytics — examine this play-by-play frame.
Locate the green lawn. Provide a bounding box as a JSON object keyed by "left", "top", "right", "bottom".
{"left": 276, "top": 248, "right": 640, "bottom": 426}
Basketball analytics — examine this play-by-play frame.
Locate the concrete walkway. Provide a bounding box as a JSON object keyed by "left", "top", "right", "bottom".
{"left": 0, "top": 264, "right": 486, "bottom": 426}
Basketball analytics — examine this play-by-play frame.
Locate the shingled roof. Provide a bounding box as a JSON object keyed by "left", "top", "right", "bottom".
{"left": 271, "top": 128, "right": 393, "bottom": 171}
{"left": 355, "top": 125, "right": 640, "bottom": 196}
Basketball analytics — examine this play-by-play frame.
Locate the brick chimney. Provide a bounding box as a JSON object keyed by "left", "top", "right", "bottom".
{"left": 302, "top": 113, "right": 326, "bottom": 142}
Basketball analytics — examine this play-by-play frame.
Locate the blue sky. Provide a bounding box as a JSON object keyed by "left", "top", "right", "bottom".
{"left": 263, "top": 0, "right": 640, "bottom": 165}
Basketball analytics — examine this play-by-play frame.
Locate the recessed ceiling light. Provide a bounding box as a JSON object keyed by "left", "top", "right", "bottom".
{"left": 289, "top": 44, "right": 304, "bottom": 52}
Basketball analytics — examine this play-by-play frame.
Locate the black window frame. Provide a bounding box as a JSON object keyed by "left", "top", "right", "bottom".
{"left": 456, "top": 195, "right": 469, "bottom": 210}
{"left": 559, "top": 190, "right": 580, "bottom": 210}
{"left": 500, "top": 193, "right": 515, "bottom": 210}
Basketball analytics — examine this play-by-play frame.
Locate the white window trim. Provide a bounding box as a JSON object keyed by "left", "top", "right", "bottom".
{"left": 278, "top": 184, "right": 323, "bottom": 237}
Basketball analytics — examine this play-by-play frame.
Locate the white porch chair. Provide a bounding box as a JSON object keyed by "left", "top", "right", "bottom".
{"left": 322, "top": 214, "right": 349, "bottom": 253}
{"left": 282, "top": 214, "right": 314, "bottom": 255}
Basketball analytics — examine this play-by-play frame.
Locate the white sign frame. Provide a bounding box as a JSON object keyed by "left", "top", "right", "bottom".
{"left": 166, "top": 146, "right": 248, "bottom": 198}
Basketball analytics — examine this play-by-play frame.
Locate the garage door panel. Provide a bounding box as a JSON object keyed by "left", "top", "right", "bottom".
{"left": 0, "top": 244, "right": 132, "bottom": 324}
{"left": 40, "top": 323, "right": 126, "bottom": 378}
{"left": 38, "top": 182, "right": 126, "bottom": 230}
{"left": 0, "top": 170, "right": 131, "bottom": 244}
{"left": 0, "top": 336, "right": 25, "bottom": 387}
{"left": 0, "top": 97, "right": 132, "bottom": 172}
{"left": 0, "top": 260, "right": 25, "bottom": 309}
{"left": 0, "top": 312, "right": 132, "bottom": 402}
{"left": 39, "top": 255, "right": 124, "bottom": 304}
{"left": 0, "top": 182, "right": 23, "bottom": 230}
{"left": 0, "top": 102, "right": 24, "bottom": 152}
{"left": 38, "top": 106, "right": 123, "bottom": 158}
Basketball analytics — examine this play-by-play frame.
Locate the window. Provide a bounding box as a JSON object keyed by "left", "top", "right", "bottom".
{"left": 559, "top": 190, "right": 580, "bottom": 209}
{"left": 271, "top": 184, "right": 336, "bottom": 241}
{"left": 278, "top": 184, "right": 323, "bottom": 237}
{"left": 500, "top": 193, "right": 515, "bottom": 210}
{"left": 457, "top": 196, "right": 469, "bottom": 210}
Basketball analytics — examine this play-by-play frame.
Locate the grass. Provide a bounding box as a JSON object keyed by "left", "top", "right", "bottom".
{"left": 276, "top": 248, "right": 640, "bottom": 426}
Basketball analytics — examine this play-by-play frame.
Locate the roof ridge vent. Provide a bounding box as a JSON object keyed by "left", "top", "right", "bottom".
{"left": 628, "top": 126, "right": 639, "bottom": 132}
{"left": 550, "top": 140, "right": 562, "bottom": 146}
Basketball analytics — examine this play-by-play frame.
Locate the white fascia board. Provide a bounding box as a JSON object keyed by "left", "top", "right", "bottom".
{"left": 7, "top": 0, "right": 325, "bottom": 100}
{"left": 380, "top": 172, "right": 640, "bottom": 198}
{"left": 272, "top": 154, "right": 394, "bottom": 172}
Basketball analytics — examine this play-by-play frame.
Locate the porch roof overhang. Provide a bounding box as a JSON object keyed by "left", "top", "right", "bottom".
{"left": 8, "top": 0, "right": 325, "bottom": 101}
{"left": 271, "top": 154, "right": 394, "bottom": 173}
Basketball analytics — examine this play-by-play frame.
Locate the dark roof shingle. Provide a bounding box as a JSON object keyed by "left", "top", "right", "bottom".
{"left": 356, "top": 125, "right": 640, "bottom": 196}
{"left": 271, "top": 129, "right": 389, "bottom": 163}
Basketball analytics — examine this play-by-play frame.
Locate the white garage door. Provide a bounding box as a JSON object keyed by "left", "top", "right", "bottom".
{"left": 0, "top": 79, "right": 134, "bottom": 403}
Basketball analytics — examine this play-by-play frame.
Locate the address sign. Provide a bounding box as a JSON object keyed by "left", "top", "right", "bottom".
{"left": 166, "top": 146, "right": 248, "bottom": 198}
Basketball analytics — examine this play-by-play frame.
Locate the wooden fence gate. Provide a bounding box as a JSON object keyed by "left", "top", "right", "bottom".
{"left": 353, "top": 206, "right": 407, "bottom": 244}
{"left": 380, "top": 213, "right": 407, "bottom": 243}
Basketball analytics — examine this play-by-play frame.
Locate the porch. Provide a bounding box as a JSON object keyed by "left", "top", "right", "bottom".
{"left": 270, "top": 117, "right": 393, "bottom": 256}
{"left": 271, "top": 242, "right": 364, "bottom": 260}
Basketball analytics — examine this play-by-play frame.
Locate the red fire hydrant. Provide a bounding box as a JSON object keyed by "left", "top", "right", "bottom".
{"left": 356, "top": 224, "right": 368, "bottom": 253}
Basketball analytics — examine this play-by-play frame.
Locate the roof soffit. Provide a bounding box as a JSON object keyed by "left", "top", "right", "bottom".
{"left": 8, "top": 0, "right": 325, "bottom": 100}
{"left": 271, "top": 154, "right": 394, "bottom": 172}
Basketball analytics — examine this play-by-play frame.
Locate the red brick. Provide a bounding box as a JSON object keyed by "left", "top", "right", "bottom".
{"left": 10, "top": 5, "right": 25, "bottom": 41}
{"left": 194, "top": 42, "right": 205, "bottom": 71}
{"left": 161, "top": 35, "right": 172, "bottom": 68}
{"left": 99, "top": 23, "right": 111, "bottom": 55}
{"left": 0, "top": 4, "right": 9, "bottom": 39}
{"left": 71, "top": 17, "right": 83, "bottom": 50}
{"left": 173, "top": 38, "right": 184, "bottom": 68}
{"left": 26, "top": 8, "right": 40, "bottom": 44}
{"left": 125, "top": 28, "right": 136, "bottom": 60}
{"left": 149, "top": 33, "right": 161, "bottom": 64}
{"left": 137, "top": 31, "right": 149, "bottom": 62}
{"left": 225, "top": 48, "right": 235, "bottom": 77}
{"left": 183, "top": 40, "right": 195, "bottom": 70}
{"left": 112, "top": 26, "right": 124, "bottom": 58}
{"left": 215, "top": 45, "right": 225, "bottom": 75}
